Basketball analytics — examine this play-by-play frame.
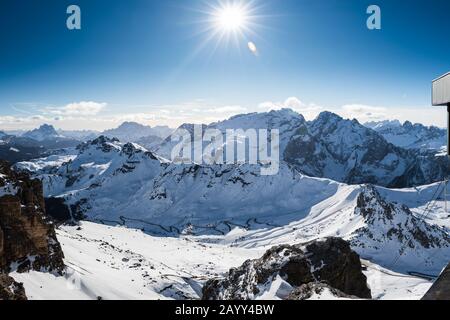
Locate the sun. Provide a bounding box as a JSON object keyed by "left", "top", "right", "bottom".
{"left": 187, "top": 0, "right": 265, "bottom": 57}
{"left": 214, "top": 4, "right": 248, "bottom": 32}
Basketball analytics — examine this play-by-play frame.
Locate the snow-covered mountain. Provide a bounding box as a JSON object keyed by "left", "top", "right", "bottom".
{"left": 154, "top": 110, "right": 450, "bottom": 188}
{"left": 10, "top": 110, "right": 450, "bottom": 300}
{"left": 21, "top": 124, "right": 81, "bottom": 148}
{"left": 365, "top": 120, "right": 447, "bottom": 151}
{"left": 17, "top": 135, "right": 341, "bottom": 234}
{"left": 285, "top": 112, "right": 409, "bottom": 186}
{"left": 23, "top": 124, "right": 64, "bottom": 141}
{"left": 15, "top": 135, "right": 450, "bottom": 275}
{"left": 155, "top": 108, "right": 304, "bottom": 160}
{"left": 285, "top": 112, "right": 450, "bottom": 187}
{"left": 102, "top": 122, "right": 172, "bottom": 143}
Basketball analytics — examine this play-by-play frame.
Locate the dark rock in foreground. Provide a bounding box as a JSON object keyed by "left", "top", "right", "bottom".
{"left": 0, "top": 273, "right": 27, "bottom": 300}
{"left": 202, "top": 237, "right": 371, "bottom": 300}
{"left": 45, "top": 197, "right": 72, "bottom": 223}
{"left": 0, "top": 160, "right": 65, "bottom": 274}
{"left": 422, "top": 263, "right": 450, "bottom": 300}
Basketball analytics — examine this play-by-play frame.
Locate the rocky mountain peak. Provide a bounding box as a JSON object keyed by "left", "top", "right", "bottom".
{"left": 121, "top": 142, "right": 144, "bottom": 156}
{"left": 91, "top": 135, "right": 120, "bottom": 145}
{"left": 350, "top": 185, "right": 450, "bottom": 272}
{"left": 312, "top": 111, "right": 345, "bottom": 128}
{"left": 403, "top": 121, "right": 413, "bottom": 129}
{"left": 23, "top": 124, "right": 62, "bottom": 142}
{"left": 356, "top": 185, "right": 398, "bottom": 220}
{"left": 77, "top": 135, "right": 121, "bottom": 153}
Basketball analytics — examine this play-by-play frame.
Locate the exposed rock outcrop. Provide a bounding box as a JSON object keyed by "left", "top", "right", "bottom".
{"left": 202, "top": 237, "right": 371, "bottom": 300}
{"left": 0, "top": 160, "right": 64, "bottom": 274}
{"left": 0, "top": 273, "right": 27, "bottom": 300}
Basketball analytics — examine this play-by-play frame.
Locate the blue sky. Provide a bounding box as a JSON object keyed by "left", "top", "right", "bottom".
{"left": 0, "top": 0, "right": 449, "bottom": 130}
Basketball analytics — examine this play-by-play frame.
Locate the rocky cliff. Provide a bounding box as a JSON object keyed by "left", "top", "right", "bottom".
{"left": 0, "top": 160, "right": 64, "bottom": 275}
{"left": 202, "top": 237, "right": 371, "bottom": 300}
{"left": 0, "top": 274, "right": 27, "bottom": 300}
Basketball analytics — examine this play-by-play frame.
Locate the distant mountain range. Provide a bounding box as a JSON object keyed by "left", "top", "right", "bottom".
{"left": 102, "top": 122, "right": 173, "bottom": 151}
{"left": 365, "top": 120, "right": 447, "bottom": 151}
{"left": 2, "top": 111, "right": 449, "bottom": 185}
{"left": 0, "top": 122, "right": 174, "bottom": 164}
{"left": 103, "top": 121, "right": 172, "bottom": 141}
{"left": 154, "top": 109, "right": 449, "bottom": 188}
{"left": 22, "top": 124, "right": 63, "bottom": 141}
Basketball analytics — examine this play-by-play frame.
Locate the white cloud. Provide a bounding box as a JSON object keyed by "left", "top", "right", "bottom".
{"left": 0, "top": 98, "right": 446, "bottom": 131}
{"left": 284, "top": 97, "right": 305, "bottom": 109}
{"left": 258, "top": 97, "right": 323, "bottom": 120}
{"left": 44, "top": 101, "right": 107, "bottom": 116}
{"left": 339, "top": 104, "right": 388, "bottom": 122}
{"left": 205, "top": 105, "right": 248, "bottom": 113}
{"left": 0, "top": 115, "right": 55, "bottom": 130}
{"left": 259, "top": 97, "right": 320, "bottom": 111}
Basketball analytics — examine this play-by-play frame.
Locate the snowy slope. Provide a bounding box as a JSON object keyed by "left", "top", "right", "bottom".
{"left": 11, "top": 221, "right": 263, "bottom": 300}
{"left": 209, "top": 185, "right": 450, "bottom": 275}
{"left": 11, "top": 221, "right": 433, "bottom": 300}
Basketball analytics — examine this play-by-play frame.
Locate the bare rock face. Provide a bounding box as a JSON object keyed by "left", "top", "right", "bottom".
{"left": 202, "top": 237, "right": 371, "bottom": 300}
{"left": 0, "top": 273, "right": 27, "bottom": 300}
{"left": 0, "top": 160, "right": 64, "bottom": 274}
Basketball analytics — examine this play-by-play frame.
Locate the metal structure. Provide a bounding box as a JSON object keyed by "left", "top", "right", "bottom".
{"left": 432, "top": 72, "right": 450, "bottom": 156}
{"left": 432, "top": 72, "right": 450, "bottom": 215}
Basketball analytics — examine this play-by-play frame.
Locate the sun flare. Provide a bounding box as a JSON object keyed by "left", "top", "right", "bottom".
{"left": 191, "top": 0, "right": 264, "bottom": 56}
{"left": 214, "top": 5, "right": 248, "bottom": 32}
